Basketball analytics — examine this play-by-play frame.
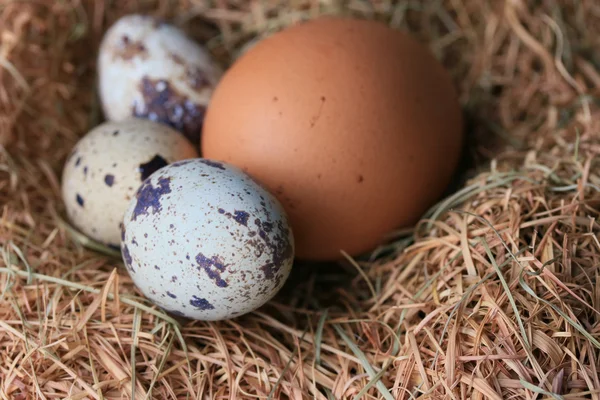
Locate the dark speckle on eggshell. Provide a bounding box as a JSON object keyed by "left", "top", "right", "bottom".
{"left": 199, "top": 160, "right": 225, "bottom": 170}
{"left": 104, "top": 174, "right": 115, "bottom": 187}
{"left": 114, "top": 35, "right": 148, "bottom": 60}
{"left": 262, "top": 221, "right": 274, "bottom": 233}
{"left": 195, "top": 252, "right": 228, "bottom": 287}
{"left": 260, "top": 262, "right": 277, "bottom": 280}
{"left": 76, "top": 194, "right": 84, "bottom": 207}
{"left": 166, "top": 291, "right": 177, "bottom": 298}
{"left": 131, "top": 176, "right": 172, "bottom": 221}
{"left": 251, "top": 217, "right": 293, "bottom": 284}
{"left": 122, "top": 245, "right": 134, "bottom": 272}
{"left": 218, "top": 208, "right": 250, "bottom": 227}
{"left": 187, "top": 66, "right": 211, "bottom": 91}
{"left": 190, "top": 296, "right": 215, "bottom": 310}
{"left": 133, "top": 76, "right": 206, "bottom": 144}
{"left": 139, "top": 154, "right": 168, "bottom": 181}
{"left": 171, "top": 159, "right": 194, "bottom": 168}
{"left": 217, "top": 198, "right": 294, "bottom": 287}
{"left": 233, "top": 211, "right": 250, "bottom": 226}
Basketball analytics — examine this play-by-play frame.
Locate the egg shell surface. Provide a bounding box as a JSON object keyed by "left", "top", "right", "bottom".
{"left": 201, "top": 17, "right": 464, "bottom": 261}
{"left": 61, "top": 118, "right": 198, "bottom": 248}
{"left": 97, "top": 14, "right": 222, "bottom": 144}
{"left": 121, "top": 158, "right": 295, "bottom": 321}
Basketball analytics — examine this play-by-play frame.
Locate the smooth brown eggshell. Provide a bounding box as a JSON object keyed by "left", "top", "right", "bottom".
{"left": 201, "top": 17, "right": 464, "bottom": 261}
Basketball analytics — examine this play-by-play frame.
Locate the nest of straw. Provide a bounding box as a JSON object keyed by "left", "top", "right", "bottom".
{"left": 1, "top": 1, "right": 600, "bottom": 399}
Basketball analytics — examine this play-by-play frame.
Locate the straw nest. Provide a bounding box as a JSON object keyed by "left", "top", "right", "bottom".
{"left": 1, "top": 1, "right": 599, "bottom": 399}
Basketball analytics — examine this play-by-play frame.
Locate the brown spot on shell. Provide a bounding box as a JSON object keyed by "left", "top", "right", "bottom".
{"left": 113, "top": 35, "right": 148, "bottom": 61}
{"left": 170, "top": 53, "right": 185, "bottom": 65}
{"left": 186, "top": 66, "right": 211, "bottom": 91}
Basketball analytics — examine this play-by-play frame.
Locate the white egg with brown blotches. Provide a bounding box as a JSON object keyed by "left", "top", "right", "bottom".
{"left": 120, "top": 158, "right": 295, "bottom": 321}
{"left": 61, "top": 118, "right": 198, "bottom": 249}
{"left": 97, "top": 14, "right": 222, "bottom": 145}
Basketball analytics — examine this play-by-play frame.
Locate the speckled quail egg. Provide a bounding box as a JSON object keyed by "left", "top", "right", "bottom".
{"left": 97, "top": 14, "right": 222, "bottom": 145}
{"left": 120, "top": 158, "right": 295, "bottom": 321}
{"left": 61, "top": 118, "right": 198, "bottom": 249}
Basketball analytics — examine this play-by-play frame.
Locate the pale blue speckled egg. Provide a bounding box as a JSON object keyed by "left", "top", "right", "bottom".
{"left": 120, "top": 158, "right": 295, "bottom": 321}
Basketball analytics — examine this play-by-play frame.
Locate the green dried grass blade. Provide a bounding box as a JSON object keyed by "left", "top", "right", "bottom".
{"left": 353, "top": 360, "right": 392, "bottom": 400}
{"left": 315, "top": 309, "right": 328, "bottom": 365}
{"left": 84, "top": 326, "right": 105, "bottom": 400}
{"left": 433, "top": 270, "right": 495, "bottom": 368}
{"left": 423, "top": 173, "right": 529, "bottom": 230}
{"left": 56, "top": 215, "right": 122, "bottom": 259}
{"left": 333, "top": 324, "right": 394, "bottom": 400}
{"left": 519, "top": 379, "right": 565, "bottom": 400}
{"left": 324, "top": 388, "right": 336, "bottom": 400}
{"left": 171, "top": 323, "right": 193, "bottom": 381}
{"left": 0, "top": 245, "right": 16, "bottom": 303}
{"left": 9, "top": 241, "right": 33, "bottom": 284}
{"left": 146, "top": 332, "right": 174, "bottom": 400}
{"left": 481, "top": 238, "right": 530, "bottom": 348}
{"left": 518, "top": 268, "right": 600, "bottom": 349}
{"left": 268, "top": 326, "right": 309, "bottom": 400}
{"left": 341, "top": 250, "right": 377, "bottom": 301}
{"left": 131, "top": 308, "right": 142, "bottom": 400}
{"left": 397, "top": 249, "right": 465, "bottom": 357}
{"left": 430, "top": 246, "right": 529, "bottom": 367}
{"left": 457, "top": 209, "right": 600, "bottom": 350}
{"left": 549, "top": 183, "right": 600, "bottom": 192}
{"left": 338, "top": 318, "right": 401, "bottom": 357}
{"left": 429, "top": 211, "right": 530, "bottom": 367}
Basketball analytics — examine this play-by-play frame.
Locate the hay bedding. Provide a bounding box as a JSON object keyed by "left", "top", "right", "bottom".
{"left": 1, "top": 0, "right": 600, "bottom": 399}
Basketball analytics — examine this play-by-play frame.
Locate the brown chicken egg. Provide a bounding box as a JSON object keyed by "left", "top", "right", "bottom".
{"left": 201, "top": 17, "right": 464, "bottom": 261}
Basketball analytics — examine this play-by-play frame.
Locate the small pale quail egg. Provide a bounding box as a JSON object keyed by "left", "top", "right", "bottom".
{"left": 120, "top": 158, "right": 295, "bottom": 321}
{"left": 61, "top": 118, "right": 198, "bottom": 248}
{"left": 97, "top": 14, "right": 222, "bottom": 145}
